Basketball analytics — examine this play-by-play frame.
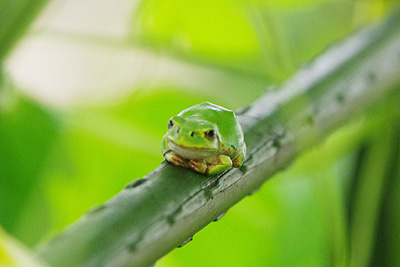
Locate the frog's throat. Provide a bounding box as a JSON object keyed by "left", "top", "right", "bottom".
{"left": 167, "top": 139, "right": 218, "bottom": 160}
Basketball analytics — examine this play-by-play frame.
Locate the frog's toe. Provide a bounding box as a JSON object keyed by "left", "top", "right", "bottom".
{"left": 207, "top": 164, "right": 231, "bottom": 175}
{"left": 166, "top": 152, "right": 189, "bottom": 168}
{"left": 232, "top": 143, "right": 246, "bottom": 168}
{"left": 189, "top": 159, "right": 207, "bottom": 174}
{"left": 232, "top": 153, "right": 245, "bottom": 168}
{"left": 206, "top": 155, "right": 232, "bottom": 175}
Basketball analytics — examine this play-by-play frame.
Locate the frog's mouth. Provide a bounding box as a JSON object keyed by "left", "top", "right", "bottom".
{"left": 167, "top": 139, "right": 218, "bottom": 160}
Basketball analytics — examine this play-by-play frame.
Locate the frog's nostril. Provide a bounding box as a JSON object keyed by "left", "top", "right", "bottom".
{"left": 177, "top": 127, "right": 180, "bottom": 133}
{"left": 190, "top": 131, "right": 195, "bottom": 137}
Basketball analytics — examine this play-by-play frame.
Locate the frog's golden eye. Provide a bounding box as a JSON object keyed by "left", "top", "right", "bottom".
{"left": 204, "top": 130, "right": 215, "bottom": 140}
{"left": 168, "top": 119, "right": 174, "bottom": 129}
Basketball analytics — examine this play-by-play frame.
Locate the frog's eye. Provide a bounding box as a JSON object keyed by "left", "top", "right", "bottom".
{"left": 204, "top": 130, "right": 215, "bottom": 140}
{"left": 168, "top": 119, "right": 174, "bottom": 129}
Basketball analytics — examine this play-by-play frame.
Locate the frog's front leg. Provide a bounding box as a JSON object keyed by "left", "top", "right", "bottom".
{"left": 232, "top": 143, "right": 246, "bottom": 168}
{"left": 162, "top": 135, "right": 171, "bottom": 156}
{"left": 190, "top": 155, "right": 232, "bottom": 175}
{"left": 162, "top": 135, "right": 190, "bottom": 168}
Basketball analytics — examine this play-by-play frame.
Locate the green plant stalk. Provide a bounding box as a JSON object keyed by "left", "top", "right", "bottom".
{"left": 38, "top": 10, "right": 400, "bottom": 267}
{"left": 383, "top": 127, "right": 400, "bottom": 266}
{"left": 349, "top": 123, "right": 398, "bottom": 267}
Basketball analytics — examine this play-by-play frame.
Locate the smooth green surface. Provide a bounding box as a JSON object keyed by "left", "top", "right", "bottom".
{"left": 0, "top": 94, "right": 58, "bottom": 246}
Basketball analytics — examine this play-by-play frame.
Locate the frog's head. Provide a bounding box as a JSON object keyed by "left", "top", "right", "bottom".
{"left": 166, "top": 115, "right": 219, "bottom": 159}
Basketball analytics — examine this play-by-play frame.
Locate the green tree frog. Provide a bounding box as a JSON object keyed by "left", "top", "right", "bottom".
{"left": 162, "top": 102, "right": 246, "bottom": 175}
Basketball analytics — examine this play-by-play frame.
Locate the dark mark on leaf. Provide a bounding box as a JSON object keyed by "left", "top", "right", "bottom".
{"left": 125, "top": 178, "right": 147, "bottom": 189}
{"left": 177, "top": 236, "right": 193, "bottom": 248}
{"left": 306, "top": 115, "right": 314, "bottom": 126}
{"left": 167, "top": 206, "right": 183, "bottom": 225}
{"left": 336, "top": 93, "right": 345, "bottom": 103}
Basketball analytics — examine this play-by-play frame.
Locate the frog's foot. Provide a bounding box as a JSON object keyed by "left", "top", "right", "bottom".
{"left": 207, "top": 155, "right": 232, "bottom": 175}
{"left": 165, "top": 151, "right": 189, "bottom": 168}
{"left": 189, "top": 159, "right": 208, "bottom": 174}
{"left": 232, "top": 143, "right": 246, "bottom": 168}
{"left": 232, "top": 153, "right": 245, "bottom": 168}
{"left": 189, "top": 155, "right": 232, "bottom": 175}
{"left": 165, "top": 151, "right": 190, "bottom": 169}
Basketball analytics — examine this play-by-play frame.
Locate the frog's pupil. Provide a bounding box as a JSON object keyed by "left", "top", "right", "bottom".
{"left": 208, "top": 130, "right": 214, "bottom": 137}
{"left": 168, "top": 120, "right": 174, "bottom": 128}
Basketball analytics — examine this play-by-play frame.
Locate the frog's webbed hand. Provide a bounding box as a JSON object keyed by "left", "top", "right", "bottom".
{"left": 190, "top": 155, "right": 232, "bottom": 175}
{"left": 188, "top": 159, "right": 207, "bottom": 174}
{"left": 167, "top": 153, "right": 190, "bottom": 168}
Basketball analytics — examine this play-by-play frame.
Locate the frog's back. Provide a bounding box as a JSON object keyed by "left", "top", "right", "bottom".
{"left": 179, "top": 102, "right": 244, "bottom": 155}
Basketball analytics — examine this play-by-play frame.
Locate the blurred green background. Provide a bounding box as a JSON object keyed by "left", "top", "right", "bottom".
{"left": 1, "top": 0, "right": 399, "bottom": 266}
